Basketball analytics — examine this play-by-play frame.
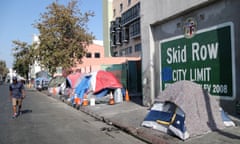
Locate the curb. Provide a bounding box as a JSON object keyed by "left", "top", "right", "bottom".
{"left": 79, "top": 106, "right": 171, "bottom": 144}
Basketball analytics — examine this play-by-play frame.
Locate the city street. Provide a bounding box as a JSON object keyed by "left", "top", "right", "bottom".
{"left": 0, "top": 83, "right": 147, "bottom": 144}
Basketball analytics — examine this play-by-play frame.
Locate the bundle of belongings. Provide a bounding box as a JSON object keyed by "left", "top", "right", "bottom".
{"left": 142, "top": 101, "right": 189, "bottom": 140}
{"left": 141, "top": 81, "right": 235, "bottom": 140}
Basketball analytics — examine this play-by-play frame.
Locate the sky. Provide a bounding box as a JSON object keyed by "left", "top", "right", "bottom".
{"left": 0, "top": 0, "right": 103, "bottom": 69}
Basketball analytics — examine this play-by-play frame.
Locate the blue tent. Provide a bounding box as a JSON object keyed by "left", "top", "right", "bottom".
{"left": 74, "top": 75, "right": 91, "bottom": 104}
{"left": 142, "top": 102, "right": 188, "bottom": 140}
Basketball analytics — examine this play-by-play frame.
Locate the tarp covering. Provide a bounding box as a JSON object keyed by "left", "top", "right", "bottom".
{"left": 72, "top": 70, "right": 123, "bottom": 105}
{"left": 155, "top": 81, "right": 231, "bottom": 138}
{"left": 66, "top": 72, "right": 83, "bottom": 88}
{"left": 89, "top": 70, "right": 123, "bottom": 93}
{"left": 74, "top": 75, "right": 91, "bottom": 103}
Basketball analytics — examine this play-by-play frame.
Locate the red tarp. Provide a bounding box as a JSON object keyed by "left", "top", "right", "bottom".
{"left": 91, "top": 70, "right": 123, "bottom": 93}
{"left": 67, "top": 72, "right": 83, "bottom": 88}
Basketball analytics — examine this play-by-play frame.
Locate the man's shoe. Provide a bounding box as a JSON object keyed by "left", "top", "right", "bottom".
{"left": 12, "top": 113, "right": 18, "bottom": 119}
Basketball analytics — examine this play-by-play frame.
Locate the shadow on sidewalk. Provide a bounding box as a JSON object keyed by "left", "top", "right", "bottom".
{"left": 21, "top": 109, "right": 33, "bottom": 115}
{"left": 216, "top": 129, "right": 240, "bottom": 140}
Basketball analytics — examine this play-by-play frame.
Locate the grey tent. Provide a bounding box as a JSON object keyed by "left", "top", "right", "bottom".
{"left": 155, "top": 81, "right": 227, "bottom": 138}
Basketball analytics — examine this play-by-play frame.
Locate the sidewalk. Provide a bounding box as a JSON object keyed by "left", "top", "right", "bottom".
{"left": 38, "top": 89, "right": 240, "bottom": 144}
{"left": 78, "top": 100, "right": 240, "bottom": 144}
{"left": 79, "top": 101, "right": 177, "bottom": 144}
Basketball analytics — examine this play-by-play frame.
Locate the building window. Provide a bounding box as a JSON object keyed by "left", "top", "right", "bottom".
{"left": 135, "top": 43, "right": 141, "bottom": 52}
{"left": 113, "top": 9, "right": 116, "bottom": 17}
{"left": 116, "top": 30, "right": 122, "bottom": 45}
{"left": 94, "top": 53, "right": 100, "bottom": 58}
{"left": 86, "top": 53, "right": 92, "bottom": 58}
{"left": 122, "top": 27, "right": 129, "bottom": 43}
{"left": 113, "top": 51, "right": 118, "bottom": 57}
{"left": 110, "top": 32, "right": 116, "bottom": 47}
{"left": 121, "top": 2, "right": 140, "bottom": 26}
{"left": 110, "top": 21, "right": 116, "bottom": 33}
{"left": 128, "top": 0, "right": 131, "bottom": 6}
{"left": 127, "top": 46, "right": 132, "bottom": 54}
{"left": 120, "top": 49, "right": 125, "bottom": 56}
{"left": 129, "top": 19, "right": 140, "bottom": 38}
{"left": 120, "top": 3, "right": 123, "bottom": 12}
{"left": 121, "top": 47, "right": 132, "bottom": 56}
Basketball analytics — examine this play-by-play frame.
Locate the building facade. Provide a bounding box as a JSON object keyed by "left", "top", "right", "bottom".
{"left": 29, "top": 34, "right": 43, "bottom": 80}
{"left": 141, "top": 0, "right": 240, "bottom": 114}
{"left": 72, "top": 40, "right": 140, "bottom": 73}
{"left": 109, "top": 0, "right": 142, "bottom": 57}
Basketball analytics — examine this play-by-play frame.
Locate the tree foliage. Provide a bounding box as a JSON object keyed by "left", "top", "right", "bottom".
{"left": 12, "top": 40, "right": 35, "bottom": 79}
{"left": 0, "top": 60, "right": 8, "bottom": 77}
{"left": 34, "top": 0, "right": 95, "bottom": 75}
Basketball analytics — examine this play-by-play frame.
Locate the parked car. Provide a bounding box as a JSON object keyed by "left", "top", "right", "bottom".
{"left": 48, "top": 76, "right": 66, "bottom": 96}
{"left": 0, "top": 74, "right": 3, "bottom": 85}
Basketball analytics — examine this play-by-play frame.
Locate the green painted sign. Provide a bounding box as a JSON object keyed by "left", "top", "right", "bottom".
{"left": 160, "top": 22, "right": 235, "bottom": 99}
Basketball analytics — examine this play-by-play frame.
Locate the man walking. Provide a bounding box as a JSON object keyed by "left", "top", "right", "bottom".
{"left": 9, "top": 76, "right": 25, "bottom": 118}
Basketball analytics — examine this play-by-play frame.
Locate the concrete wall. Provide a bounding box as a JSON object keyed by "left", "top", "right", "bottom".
{"left": 141, "top": 0, "right": 240, "bottom": 113}
{"left": 103, "top": 0, "right": 113, "bottom": 57}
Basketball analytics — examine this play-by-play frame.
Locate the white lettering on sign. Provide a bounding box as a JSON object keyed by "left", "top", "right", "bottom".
{"left": 212, "top": 84, "right": 228, "bottom": 94}
{"left": 192, "top": 42, "right": 219, "bottom": 61}
{"left": 190, "top": 67, "right": 211, "bottom": 82}
{"left": 202, "top": 84, "right": 228, "bottom": 94}
{"left": 172, "top": 69, "right": 187, "bottom": 81}
{"left": 203, "top": 84, "right": 211, "bottom": 92}
{"left": 166, "top": 45, "right": 187, "bottom": 64}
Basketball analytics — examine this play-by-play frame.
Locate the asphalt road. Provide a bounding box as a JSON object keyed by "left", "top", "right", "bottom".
{"left": 0, "top": 83, "right": 147, "bottom": 144}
